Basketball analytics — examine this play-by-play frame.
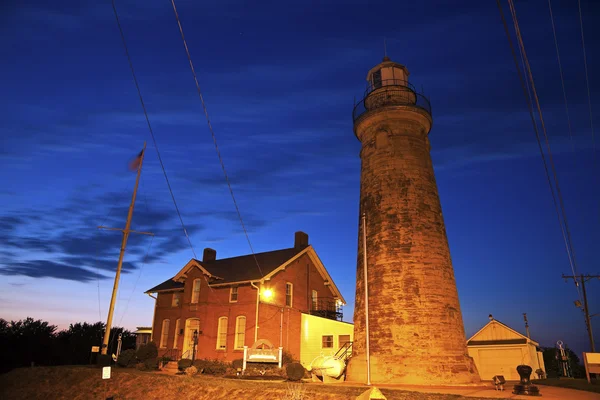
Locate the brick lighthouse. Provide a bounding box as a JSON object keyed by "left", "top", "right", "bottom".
{"left": 345, "top": 57, "right": 480, "bottom": 385}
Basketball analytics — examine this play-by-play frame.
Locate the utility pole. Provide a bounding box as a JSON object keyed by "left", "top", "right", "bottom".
{"left": 562, "top": 274, "right": 600, "bottom": 353}
{"left": 99, "top": 142, "right": 153, "bottom": 356}
{"left": 523, "top": 313, "right": 530, "bottom": 339}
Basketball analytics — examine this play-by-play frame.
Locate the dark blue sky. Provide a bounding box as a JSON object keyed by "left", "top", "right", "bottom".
{"left": 1, "top": 0, "right": 599, "bottom": 355}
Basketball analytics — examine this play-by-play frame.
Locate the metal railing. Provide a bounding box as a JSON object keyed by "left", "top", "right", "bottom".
{"left": 353, "top": 82, "right": 432, "bottom": 123}
{"left": 334, "top": 341, "right": 353, "bottom": 362}
{"left": 310, "top": 297, "right": 343, "bottom": 321}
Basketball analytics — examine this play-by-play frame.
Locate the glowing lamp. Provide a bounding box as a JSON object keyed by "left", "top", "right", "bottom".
{"left": 262, "top": 288, "right": 273, "bottom": 299}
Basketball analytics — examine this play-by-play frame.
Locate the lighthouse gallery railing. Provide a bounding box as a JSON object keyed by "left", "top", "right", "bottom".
{"left": 353, "top": 82, "right": 432, "bottom": 123}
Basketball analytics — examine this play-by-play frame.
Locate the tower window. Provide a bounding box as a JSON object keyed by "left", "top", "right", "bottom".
{"left": 373, "top": 70, "right": 382, "bottom": 89}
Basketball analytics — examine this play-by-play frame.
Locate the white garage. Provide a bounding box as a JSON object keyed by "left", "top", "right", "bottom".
{"left": 467, "top": 317, "right": 545, "bottom": 381}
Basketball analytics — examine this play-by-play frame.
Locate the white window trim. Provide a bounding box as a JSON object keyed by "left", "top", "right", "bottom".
{"left": 216, "top": 316, "right": 228, "bottom": 350}
{"left": 173, "top": 319, "right": 180, "bottom": 349}
{"left": 234, "top": 315, "right": 246, "bottom": 350}
{"left": 160, "top": 319, "right": 170, "bottom": 348}
{"left": 229, "top": 287, "right": 238, "bottom": 303}
{"left": 172, "top": 292, "right": 181, "bottom": 307}
{"left": 321, "top": 334, "right": 334, "bottom": 349}
{"left": 312, "top": 289, "right": 318, "bottom": 310}
{"left": 191, "top": 278, "right": 201, "bottom": 304}
{"left": 285, "top": 282, "right": 293, "bottom": 308}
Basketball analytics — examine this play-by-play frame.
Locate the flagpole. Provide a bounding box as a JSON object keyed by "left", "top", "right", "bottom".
{"left": 362, "top": 212, "right": 371, "bottom": 386}
{"left": 101, "top": 142, "right": 147, "bottom": 356}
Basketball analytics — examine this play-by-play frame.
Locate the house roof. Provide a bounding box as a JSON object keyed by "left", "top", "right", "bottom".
{"left": 145, "top": 278, "right": 184, "bottom": 293}
{"left": 144, "top": 244, "right": 347, "bottom": 304}
{"left": 200, "top": 246, "right": 308, "bottom": 284}
{"left": 467, "top": 318, "right": 539, "bottom": 347}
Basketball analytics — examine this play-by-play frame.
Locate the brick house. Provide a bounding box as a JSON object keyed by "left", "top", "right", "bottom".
{"left": 145, "top": 232, "right": 352, "bottom": 365}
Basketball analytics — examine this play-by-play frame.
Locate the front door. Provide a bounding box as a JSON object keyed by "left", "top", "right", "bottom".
{"left": 183, "top": 318, "right": 200, "bottom": 359}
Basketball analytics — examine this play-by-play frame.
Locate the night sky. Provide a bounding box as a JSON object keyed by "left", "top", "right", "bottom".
{"left": 2, "top": 0, "right": 599, "bottom": 356}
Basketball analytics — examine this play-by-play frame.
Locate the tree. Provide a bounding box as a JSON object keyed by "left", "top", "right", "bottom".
{"left": 542, "top": 346, "right": 586, "bottom": 379}
{"left": 0, "top": 317, "right": 57, "bottom": 372}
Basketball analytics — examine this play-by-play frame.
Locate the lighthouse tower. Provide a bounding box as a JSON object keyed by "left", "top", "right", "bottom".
{"left": 346, "top": 57, "right": 480, "bottom": 385}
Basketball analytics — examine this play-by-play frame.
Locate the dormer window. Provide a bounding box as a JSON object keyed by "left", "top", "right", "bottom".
{"left": 230, "top": 287, "right": 238, "bottom": 303}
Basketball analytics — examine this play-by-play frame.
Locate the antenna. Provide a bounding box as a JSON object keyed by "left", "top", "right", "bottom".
{"left": 384, "top": 37, "right": 387, "bottom": 58}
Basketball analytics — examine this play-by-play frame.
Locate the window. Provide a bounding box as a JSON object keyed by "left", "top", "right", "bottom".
{"left": 173, "top": 319, "right": 180, "bottom": 348}
{"left": 234, "top": 316, "right": 246, "bottom": 349}
{"left": 285, "top": 283, "right": 293, "bottom": 307}
{"left": 172, "top": 292, "right": 181, "bottom": 307}
{"left": 216, "top": 316, "right": 228, "bottom": 349}
{"left": 339, "top": 334, "right": 351, "bottom": 346}
{"left": 160, "top": 319, "right": 170, "bottom": 348}
{"left": 372, "top": 70, "right": 382, "bottom": 89}
{"left": 191, "top": 279, "right": 201, "bottom": 304}
{"left": 322, "top": 335, "right": 333, "bottom": 348}
{"left": 230, "top": 287, "right": 238, "bottom": 303}
{"left": 311, "top": 290, "right": 318, "bottom": 310}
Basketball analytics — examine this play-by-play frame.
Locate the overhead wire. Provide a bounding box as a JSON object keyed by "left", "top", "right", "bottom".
{"left": 577, "top": 0, "right": 596, "bottom": 157}
{"left": 547, "top": 0, "right": 576, "bottom": 152}
{"left": 111, "top": 0, "right": 198, "bottom": 261}
{"left": 497, "top": 0, "right": 582, "bottom": 300}
{"left": 169, "top": 0, "right": 264, "bottom": 278}
{"left": 111, "top": 0, "right": 231, "bottom": 313}
{"left": 507, "top": 0, "right": 582, "bottom": 300}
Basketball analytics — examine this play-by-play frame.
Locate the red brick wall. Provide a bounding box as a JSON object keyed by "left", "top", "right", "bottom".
{"left": 151, "top": 249, "right": 339, "bottom": 363}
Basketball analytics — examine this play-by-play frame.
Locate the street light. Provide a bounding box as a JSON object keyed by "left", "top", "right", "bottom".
{"left": 192, "top": 329, "right": 198, "bottom": 362}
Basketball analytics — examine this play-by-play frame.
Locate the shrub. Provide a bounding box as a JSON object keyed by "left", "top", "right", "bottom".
{"left": 117, "top": 349, "right": 136, "bottom": 367}
{"left": 136, "top": 342, "right": 158, "bottom": 362}
{"left": 232, "top": 358, "right": 244, "bottom": 371}
{"left": 144, "top": 357, "right": 158, "bottom": 370}
{"left": 135, "top": 362, "right": 146, "bottom": 371}
{"left": 282, "top": 350, "right": 296, "bottom": 364}
{"left": 178, "top": 358, "right": 193, "bottom": 370}
{"left": 193, "top": 359, "right": 230, "bottom": 375}
{"left": 185, "top": 366, "right": 198, "bottom": 376}
{"left": 286, "top": 362, "right": 305, "bottom": 381}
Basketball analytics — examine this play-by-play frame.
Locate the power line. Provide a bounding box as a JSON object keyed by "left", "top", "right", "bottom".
{"left": 577, "top": 0, "right": 596, "bottom": 158}
{"left": 111, "top": 1, "right": 232, "bottom": 312}
{"left": 547, "top": 0, "right": 576, "bottom": 153}
{"left": 497, "top": 0, "right": 581, "bottom": 301}
{"left": 111, "top": 0, "right": 198, "bottom": 261}
{"left": 169, "top": 0, "right": 264, "bottom": 278}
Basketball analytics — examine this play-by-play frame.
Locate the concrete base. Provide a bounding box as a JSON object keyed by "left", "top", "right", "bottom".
{"left": 346, "top": 354, "right": 480, "bottom": 385}
{"left": 513, "top": 383, "right": 541, "bottom": 396}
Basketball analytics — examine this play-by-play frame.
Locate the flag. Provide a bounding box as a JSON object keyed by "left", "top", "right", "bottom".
{"left": 128, "top": 149, "right": 144, "bottom": 171}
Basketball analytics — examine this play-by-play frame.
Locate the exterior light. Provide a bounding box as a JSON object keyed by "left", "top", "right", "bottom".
{"left": 574, "top": 300, "right": 582, "bottom": 308}
{"left": 262, "top": 289, "right": 273, "bottom": 299}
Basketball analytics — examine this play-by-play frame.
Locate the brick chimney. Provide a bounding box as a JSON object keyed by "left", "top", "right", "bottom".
{"left": 203, "top": 248, "right": 216, "bottom": 262}
{"left": 294, "top": 231, "right": 309, "bottom": 248}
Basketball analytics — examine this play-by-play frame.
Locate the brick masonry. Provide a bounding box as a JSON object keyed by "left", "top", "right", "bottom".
{"left": 346, "top": 95, "right": 480, "bottom": 384}
{"left": 151, "top": 251, "right": 334, "bottom": 363}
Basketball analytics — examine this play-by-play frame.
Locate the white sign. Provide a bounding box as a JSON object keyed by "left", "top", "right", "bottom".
{"left": 102, "top": 366, "right": 111, "bottom": 380}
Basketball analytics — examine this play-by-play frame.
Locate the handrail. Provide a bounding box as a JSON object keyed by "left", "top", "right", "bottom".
{"left": 334, "top": 341, "right": 353, "bottom": 362}
{"left": 352, "top": 83, "right": 432, "bottom": 123}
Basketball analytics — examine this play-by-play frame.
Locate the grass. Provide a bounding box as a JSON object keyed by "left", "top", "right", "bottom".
{"left": 0, "top": 365, "right": 498, "bottom": 400}
{"left": 532, "top": 378, "right": 600, "bottom": 394}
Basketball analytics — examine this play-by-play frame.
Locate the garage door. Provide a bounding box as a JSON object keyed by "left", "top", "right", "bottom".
{"left": 477, "top": 348, "right": 524, "bottom": 381}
